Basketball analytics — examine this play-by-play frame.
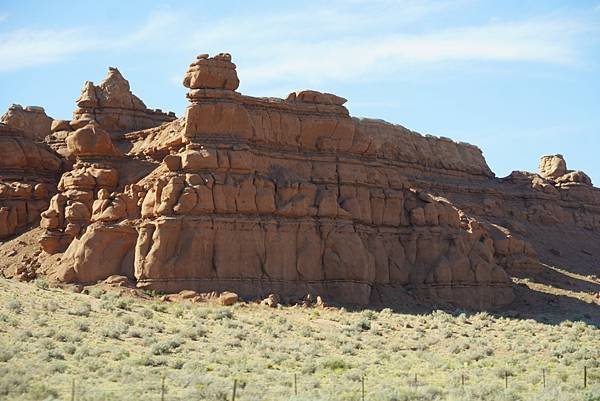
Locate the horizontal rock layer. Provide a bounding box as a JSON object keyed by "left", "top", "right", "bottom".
{"left": 0, "top": 123, "right": 61, "bottom": 239}
{"left": 26, "top": 52, "right": 599, "bottom": 311}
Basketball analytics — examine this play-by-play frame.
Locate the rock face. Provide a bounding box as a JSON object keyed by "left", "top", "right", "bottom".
{"left": 1, "top": 104, "right": 53, "bottom": 141}
{"left": 0, "top": 123, "right": 61, "bottom": 238}
{"left": 4, "top": 52, "right": 599, "bottom": 310}
{"left": 45, "top": 68, "right": 177, "bottom": 160}
{"left": 72, "top": 67, "right": 176, "bottom": 135}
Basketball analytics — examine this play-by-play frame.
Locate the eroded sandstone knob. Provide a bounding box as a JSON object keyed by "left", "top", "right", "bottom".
{"left": 286, "top": 90, "right": 347, "bottom": 106}
{"left": 65, "top": 121, "right": 118, "bottom": 158}
{"left": 538, "top": 154, "right": 592, "bottom": 186}
{"left": 76, "top": 67, "right": 147, "bottom": 110}
{"left": 539, "top": 154, "right": 567, "bottom": 179}
{"left": 71, "top": 67, "right": 176, "bottom": 135}
{"left": 0, "top": 123, "right": 61, "bottom": 173}
{"left": 1, "top": 104, "right": 53, "bottom": 141}
{"left": 182, "top": 53, "right": 240, "bottom": 91}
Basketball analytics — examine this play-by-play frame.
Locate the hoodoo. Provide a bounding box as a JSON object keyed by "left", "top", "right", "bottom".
{"left": 2, "top": 53, "right": 599, "bottom": 309}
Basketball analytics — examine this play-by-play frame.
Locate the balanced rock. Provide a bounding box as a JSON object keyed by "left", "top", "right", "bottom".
{"left": 538, "top": 154, "right": 567, "bottom": 179}
{"left": 183, "top": 53, "right": 240, "bottom": 91}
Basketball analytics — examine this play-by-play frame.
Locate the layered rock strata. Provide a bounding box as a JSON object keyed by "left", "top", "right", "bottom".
{"left": 21, "top": 52, "right": 599, "bottom": 310}
{"left": 0, "top": 123, "right": 61, "bottom": 238}
{"left": 39, "top": 121, "right": 124, "bottom": 253}
{"left": 46, "top": 53, "right": 531, "bottom": 309}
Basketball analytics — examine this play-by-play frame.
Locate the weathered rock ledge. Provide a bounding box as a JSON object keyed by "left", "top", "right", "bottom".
{"left": 2, "top": 52, "right": 598, "bottom": 310}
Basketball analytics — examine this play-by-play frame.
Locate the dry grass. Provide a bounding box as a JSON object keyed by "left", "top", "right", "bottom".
{"left": 0, "top": 278, "right": 599, "bottom": 401}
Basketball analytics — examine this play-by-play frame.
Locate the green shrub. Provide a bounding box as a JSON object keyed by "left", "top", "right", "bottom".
{"left": 0, "top": 348, "right": 15, "bottom": 362}
{"left": 139, "top": 308, "right": 154, "bottom": 319}
{"left": 34, "top": 278, "right": 49, "bottom": 290}
{"left": 76, "top": 320, "right": 90, "bottom": 332}
{"left": 7, "top": 299, "right": 23, "bottom": 314}
{"left": 151, "top": 337, "right": 183, "bottom": 355}
{"left": 355, "top": 317, "right": 371, "bottom": 331}
{"left": 213, "top": 309, "right": 234, "bottom": 320}
{"left": 68, "top": 302, "right": 92, "bottom": 317}
{"left": 322, "top": 357, "right": 350, "bottom": 371}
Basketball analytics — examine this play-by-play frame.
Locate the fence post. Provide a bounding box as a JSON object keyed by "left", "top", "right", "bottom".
{"left": 161, "top": 373, "right": 165, "bottom": 401}
{"left": 584, "top": 366, "right": 587, "bottom": 388}
{"left": 232, "top": 379, "right": 237, "bottom": 401}
{"left": 542, "top": 369, "right": 546, "bottom": 388}
{"left": 461, "top": 373, "right": 465, "bottom": 387}
{"left": 504, "top": 371, "right": 508, "bottom": 389}
{"left": 71, "top": 379, "right": 75, "bottom": 401}
{"left": 361, "top": 375, "right": 365, "bottom": 401}
{"left": 414, "top": 373, "right": 417, "bottom": 387}
{"left": 294, "top": 373, "right": 297, "bottom": 396}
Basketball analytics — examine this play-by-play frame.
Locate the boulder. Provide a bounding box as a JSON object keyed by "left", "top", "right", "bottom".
{"left": 260, "top": 294, "right": 279, "bottom": 308}
{"left": 66, "top": 122, "right": 117, "bottom": 157}
{"left": 183, "top": 53, "right": 240, "bottom": 91}
{"left": 219, "top": 291, "right": 239, "bottom": 306}
{"left": 539, "top": 154, "right": 567, "bottom": 179}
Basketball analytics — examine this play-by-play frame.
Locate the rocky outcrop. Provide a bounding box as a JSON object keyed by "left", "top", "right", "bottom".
{"left": 1, "top": 104, "right": 53, "bottom": 141}
{"left": 44, "top": 68, "right": 177, "bottom": 160}
{"left": 3, "top": 52, "right": 598, "bottom": 310}
{"left": 539, "top": 154, "right": 593, "bottom": 187}
{"left": 72, "top": 67, "right": 176, "bottom": 135}
{"left": 44, "top": 53, "right": 525, "bottom": 309}
{"left": 0, "top": 123, "right": 61, "bottom": 238}
{"left": 39, "top": 119, "right": 125, "bottom": 253}
{"left": 183, "top": 53, "right": 240, "bottom": 91}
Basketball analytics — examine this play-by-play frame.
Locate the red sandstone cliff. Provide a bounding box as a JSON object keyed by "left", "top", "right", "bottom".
{"left": 1, "top": 53, "right": 599, "bottom": 310}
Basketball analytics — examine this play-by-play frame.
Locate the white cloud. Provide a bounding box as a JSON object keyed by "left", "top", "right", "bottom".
{"left": 114, "top": 11, "right": 182, "bottom": 49}
{"left": 0, "top": 2, "right": 595, "bottom": 84}
{"left": 0, "top": 13, "right": 8, "bottom": 22}
{"left": 0, "top": 28, "right": 93, "bottom": 72}
{"left": 192, "top": 16, "right": 592, "bottom": 88}
{"left": 0, "top": 10, "right": 182, "bottom": 72}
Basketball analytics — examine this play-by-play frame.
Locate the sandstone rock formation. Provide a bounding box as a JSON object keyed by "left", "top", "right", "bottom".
{"left": 44, "top": 68, "right": 177, "bottom": 161}
{"left": 72, "top": 67, "right": 176, "bottom": 135}
{"left": 3, "top": 52, "right": 599, "bottom": 310}
{"left": 0, "top": 123, "right": 61, "bottom": 238}
{"left": 1, "top": 104, "right": 53, "bottom": 141}
{"left": 539, "top": 154, "right": 593, "bottom": 187}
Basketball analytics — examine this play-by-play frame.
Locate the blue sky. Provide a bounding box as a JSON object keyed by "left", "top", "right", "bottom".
{"left": 1, "top": 0, "right": 599, "bottom": 182}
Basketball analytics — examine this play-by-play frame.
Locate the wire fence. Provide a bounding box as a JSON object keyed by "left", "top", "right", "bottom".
{"left": 5, "top": 365, "right": 598, "bottom": 401}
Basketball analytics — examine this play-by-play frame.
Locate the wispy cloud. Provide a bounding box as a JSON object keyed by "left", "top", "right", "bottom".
{"left": 0, "top": 13, "right": 9, "bottom": 23}
{"left": 0, "top": 2, "right": 595, "bottom": 83}
{"left": 114, "top": 11, "right": 182, "bottom": 49}
{"left": 0, "top": 10, "right": 182, "bottom": 73}
{"left": 190, "top": 14, "right": 593, "bottom": 89}
{"left": 0, "top": 28, "right": 92, "bottom": 72}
